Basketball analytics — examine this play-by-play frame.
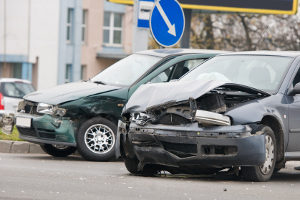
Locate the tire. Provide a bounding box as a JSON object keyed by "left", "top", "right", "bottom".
{"left": 40, "top": 144, "right": 76, "bottom": 157}
{"left": 124, "top": 157, "right": 139, "bottom": 175}
{"left": 241, "top": 125, "right": 277, "bottom": 182}
{"left": 76, "top": 116, "right": 117, "bottom": 161}
{"left": 124, "top": 157, "right": 159, "bottom": 176}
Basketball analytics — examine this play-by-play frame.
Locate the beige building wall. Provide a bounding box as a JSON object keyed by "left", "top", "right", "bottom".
{"left": 81, "top": 1, "right": 134, "bottom": 80}
{"left": 81, "top": 0, "right": 103, "bottom": 79}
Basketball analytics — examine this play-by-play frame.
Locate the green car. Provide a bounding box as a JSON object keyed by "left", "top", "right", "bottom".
{"left": 7, "top": 49, "right": 226, "bottom": 161}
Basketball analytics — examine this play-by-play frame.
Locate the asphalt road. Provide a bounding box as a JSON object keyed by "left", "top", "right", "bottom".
{"left": 1, "top": 154, "right": 300, "bottom": 200}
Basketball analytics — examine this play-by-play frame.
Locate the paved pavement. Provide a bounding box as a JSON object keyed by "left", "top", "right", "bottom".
{"left": 0, "top": 140, "right": 44, "bottom": 154}
{"left": 0, "top": 153, "right": 300, "bottom": 200}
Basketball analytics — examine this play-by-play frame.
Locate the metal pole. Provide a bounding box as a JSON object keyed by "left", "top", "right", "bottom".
{"left": 132, "top": 0, "right": 149, "bottom": 52}
{"left": 3, "top": 0, "right": 6, "bottom": 66}
{"left": 180, "top": 9, "right": 191, "bottom": 48}
{"left": 27, "top": 0, "right": 31, "bottom": 62}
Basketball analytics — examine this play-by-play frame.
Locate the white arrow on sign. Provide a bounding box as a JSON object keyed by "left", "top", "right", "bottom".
{"left": 155, "top": 0, "right": 176, "bottom": 37}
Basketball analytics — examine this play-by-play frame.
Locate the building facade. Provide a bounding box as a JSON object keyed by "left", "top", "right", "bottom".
{"left": 0, "top": 0, "right": 134, "bottom": 89}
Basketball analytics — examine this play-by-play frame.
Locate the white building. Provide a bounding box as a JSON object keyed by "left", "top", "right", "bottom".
{"left": 0, "top": 0, "right": 135, "bottom": 89}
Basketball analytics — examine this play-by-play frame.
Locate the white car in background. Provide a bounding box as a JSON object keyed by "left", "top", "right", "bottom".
{"left": 0, "top": 78, "right": 35, "bottom": 133}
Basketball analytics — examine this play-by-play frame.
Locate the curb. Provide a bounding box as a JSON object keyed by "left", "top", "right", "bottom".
{"left": 0, "top": 140, "right": 45, "bottom": 154}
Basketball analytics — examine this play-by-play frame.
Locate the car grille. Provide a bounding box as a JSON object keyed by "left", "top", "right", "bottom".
{"left": 24, "top": 104, "right": 38, "bottom": 115}
{"left": 161, "top": 141, "right": 197, "bottom": 158}
{"left": 18, "top": 127, "right": 37, "bottom": 137}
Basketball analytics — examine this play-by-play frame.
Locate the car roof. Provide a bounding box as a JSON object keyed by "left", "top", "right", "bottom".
{"left": 0, "top": 78, "right": 32, "bottom": 84}
{"left": 221, "top": 51, "right": 300, "bottom": 58}
{"left": 136, "top": 48, "right": 230, "bottom": 58}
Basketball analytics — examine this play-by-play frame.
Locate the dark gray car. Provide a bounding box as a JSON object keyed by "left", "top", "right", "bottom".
{"left": 118, "top": 51, "right": 300, "bottom": 182}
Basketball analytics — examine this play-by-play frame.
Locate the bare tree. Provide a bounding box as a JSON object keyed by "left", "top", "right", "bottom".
{"left": 190, "top": 10, "right": 300, "bottom": 51}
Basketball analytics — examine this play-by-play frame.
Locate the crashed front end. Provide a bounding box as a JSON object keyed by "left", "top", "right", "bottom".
{"left": 2, "top": 100, "right": 77, "bottom": 146}
{"left": 119, "top": 80, "right": 269, "bottom": 172}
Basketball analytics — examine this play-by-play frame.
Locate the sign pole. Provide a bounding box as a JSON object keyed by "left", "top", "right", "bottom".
{"left": 132, "top": 0, "right": 149, "bottom": 52}
{"left": 180, "top": 8, "right": 191, "bottom": 48}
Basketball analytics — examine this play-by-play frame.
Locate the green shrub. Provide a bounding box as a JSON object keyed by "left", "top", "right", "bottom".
{"left": 0, "top": 127, "right": 22, "bottom": 141}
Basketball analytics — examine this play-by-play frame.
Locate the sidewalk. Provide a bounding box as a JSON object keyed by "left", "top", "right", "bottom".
{"left": 0, "top": 140, "right": 45, "bottom": 154}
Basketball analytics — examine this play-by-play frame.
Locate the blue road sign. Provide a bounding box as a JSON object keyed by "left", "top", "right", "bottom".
{"left": 150, "top": 0, "right": 185, "bottom": 47}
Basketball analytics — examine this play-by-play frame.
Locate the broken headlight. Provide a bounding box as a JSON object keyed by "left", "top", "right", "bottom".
{"left": 130, "top": 113, "right": 151, "bottom": 126}
{"left": 37, "top": 103, "right": 66, "bottom": 117}
{"left": 53, "top": 108, "right": 67, "bottom": 117}
{"left": 37, "top": 103, "right": 54, "bottom": 115}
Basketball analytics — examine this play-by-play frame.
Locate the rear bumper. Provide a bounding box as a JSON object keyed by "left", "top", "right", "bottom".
{"left": 119, "top": 121, "right": 266, "bottom": 168}
{"left": 16, "top": 113, "right": 76, "bottom": 146}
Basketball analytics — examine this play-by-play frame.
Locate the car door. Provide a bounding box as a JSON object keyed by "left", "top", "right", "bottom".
{"left": 287, "top": 66, "right": 300, "bottom": 151}
{"left": 128, "top": 54, "right": 212, "bottom": 98}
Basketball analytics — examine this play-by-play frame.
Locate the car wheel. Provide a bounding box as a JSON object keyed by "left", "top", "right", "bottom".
{"left": 241, "top": 125, "right": 276, "bottom": 182}
{"left": 124, "top": 157, "right": 159, "bottom": 176}
{"left": 124, "top": 157, "right": 139, "bottom": 174}
{"left": 76, "top": 116, "right": 117, "bottom": 161}
{"left": 40, "top": 144, "right": 76, "bottom": 157}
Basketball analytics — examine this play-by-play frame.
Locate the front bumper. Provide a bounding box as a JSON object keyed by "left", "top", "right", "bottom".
{"left": 15, "top": 113, "right": 76, "bottom": 146}
{"left": 119, "top": 120, "right": 266, "bottom": 169}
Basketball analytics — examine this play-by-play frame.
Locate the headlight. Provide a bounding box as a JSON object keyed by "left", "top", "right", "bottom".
{"left": 37, "top": 103, "right": 54, "bottom": 114}
{"left": 130, "top": 112, "right": 151, "bottom": 126}
{"left": 37, "top": 103, "right": 67, "bottom": 117}
{"left": 53, "top": 108, "right": 66, "bottom": 117}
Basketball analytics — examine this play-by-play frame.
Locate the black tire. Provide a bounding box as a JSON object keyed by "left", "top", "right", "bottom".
{"left": 76, "top": 116, "right": 117, "bottom": 161}
{"left": 240, "top": 125, "right": 277, "bottom": 182}
{"left": 124, "top": 157, "right": 140, "bottom": 174}
{"left": 124, "top": 157, "right": 159, "bottom": 176}
{"left": 40, "top": 144, "right": 76, "bottom": 157}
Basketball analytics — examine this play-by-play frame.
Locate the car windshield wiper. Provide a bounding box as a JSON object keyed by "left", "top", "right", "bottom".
{"left": 93, "top": 81, "right": 107, "bottom": 85}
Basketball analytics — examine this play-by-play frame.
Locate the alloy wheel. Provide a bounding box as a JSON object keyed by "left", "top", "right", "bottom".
{"left": 84, "top": 124, "right": 115, "bottom": 154}
{"left": 259, "top": 135, "right": 275, "bottom": 175}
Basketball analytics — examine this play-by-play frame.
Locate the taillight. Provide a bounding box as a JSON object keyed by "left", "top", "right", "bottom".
{"left": 0, "top": 93, "right": 4, "bottom": 110}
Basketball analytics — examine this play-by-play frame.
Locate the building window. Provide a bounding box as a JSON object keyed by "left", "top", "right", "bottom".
{"left": 65, "top": 64, "right": 72, "bottom": 83}
{"left": 103, "top": 12, "right": 123, "bottom": 46}
{"left": 13, "top": 63, "right": 22, "bottom": 79}
{"left": 66, "top": 8, "right": 74, "bottom": 43}
{"left": 81, "top": 65, "right": 87, "bottom": 80}
{"left": 82, "top": 10, "right": 88, "bottom": 44}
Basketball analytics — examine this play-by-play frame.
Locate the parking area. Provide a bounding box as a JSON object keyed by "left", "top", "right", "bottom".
{"left": 0, "top": 153, "right": 300, "bottom": 200}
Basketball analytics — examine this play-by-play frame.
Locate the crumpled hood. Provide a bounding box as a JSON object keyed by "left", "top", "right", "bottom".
{"left": 24, "top": 81, "right": 121, "bottom": 105}
{"left": 124, "top": 80, "right": 270, "bottom": 113}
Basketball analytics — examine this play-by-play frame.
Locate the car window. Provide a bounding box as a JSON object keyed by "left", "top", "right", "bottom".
{"left": 91, "top": 54, "right": 161, "bottom": 86}
{"left": 170, "top": 59, "right": 206, "bottom": 80}
{"left": 1, "top": 82, "right": 35, "bottom": 98}
{"left": 150, "top": 58, "right": 206, "bottom": 84}
{"left": 293, "top": 68, "right": 300, "bottom": 86}
{"left": 150, "top": 66, "right": 174, "bottom": 83}
{"left": 181, "top": 55, "right": 293, "bottom": 93}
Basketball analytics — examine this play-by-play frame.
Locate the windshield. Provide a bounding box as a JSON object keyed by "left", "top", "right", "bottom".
{"left": 181, "top": 55, "right": 293, "bottom": 93}
{"left": 1, "top": 82, "right": 35, "bottom": 98}
{"left": 91, "top": 54, "right": 161, "bottom": 86}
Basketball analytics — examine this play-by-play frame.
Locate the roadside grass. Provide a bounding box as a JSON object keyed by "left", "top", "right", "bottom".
{"left": 0, "top": 127, "right": 22, "bottom": 141}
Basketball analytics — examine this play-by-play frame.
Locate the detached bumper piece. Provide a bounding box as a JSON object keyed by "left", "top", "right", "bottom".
{"left": 124, "top": 122, "right": 266, "bottom": 168}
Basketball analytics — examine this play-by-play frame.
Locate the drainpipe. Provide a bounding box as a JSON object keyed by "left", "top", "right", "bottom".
{"left": 72, "top": 0, "right": 82, "bottom": 82}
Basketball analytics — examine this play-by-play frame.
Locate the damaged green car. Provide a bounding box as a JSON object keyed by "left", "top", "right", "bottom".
{"left": 3, "top": 49, "right": 225, "bottom": 161}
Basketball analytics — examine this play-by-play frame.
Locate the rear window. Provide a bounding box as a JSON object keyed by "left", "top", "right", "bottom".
{"left": 1, "top": 82, "right": 35, "bottom": 98}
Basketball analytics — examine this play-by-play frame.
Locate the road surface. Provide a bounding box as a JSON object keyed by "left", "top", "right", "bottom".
{"left": 0, "top": 153, "right": 300, "bottom": 200}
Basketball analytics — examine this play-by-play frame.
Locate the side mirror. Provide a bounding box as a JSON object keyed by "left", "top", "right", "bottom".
{"left": 288, "top": 82, "right": 300, "bottom": 96}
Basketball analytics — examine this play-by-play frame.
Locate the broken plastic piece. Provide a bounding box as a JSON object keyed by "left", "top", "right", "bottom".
{"left": 195, "top": 110, "right": 231, "bottom": 126}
